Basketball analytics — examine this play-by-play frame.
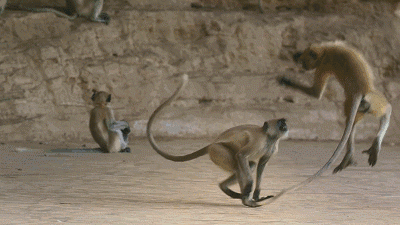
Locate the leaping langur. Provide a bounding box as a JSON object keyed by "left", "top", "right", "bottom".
{"left": 90, "top": 90, "right": 131, "bottom": 153}
{"left": 146, "top": 74, "right": 289, "bottom": 207}
{"left": 0, "top": 0, "right": 110, "bottom": 25}
{"left": 267, "top": 41, "right": 392, "bottom": 204}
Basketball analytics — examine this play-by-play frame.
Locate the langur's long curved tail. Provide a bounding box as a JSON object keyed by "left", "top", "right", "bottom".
{"left": 146, "top": 74, "right": 208, "bottom": 162}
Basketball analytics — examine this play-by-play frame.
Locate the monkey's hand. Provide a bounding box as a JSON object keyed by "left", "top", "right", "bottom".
{"left": 362, "top": 139, "right": 379, "bottom": 167}
{"left": 253, "top": 189, "right": 273, "bottom": 202}
{"left": 278, "top": 77, "right": 294, "bottom": 87}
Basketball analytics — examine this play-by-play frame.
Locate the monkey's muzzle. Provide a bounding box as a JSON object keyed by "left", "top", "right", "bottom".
{"left": 277, "top": 118, "right": 287, "bottom": 132}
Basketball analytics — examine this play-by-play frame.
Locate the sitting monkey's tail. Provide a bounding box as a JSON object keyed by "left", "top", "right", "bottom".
{"left": 146, "top": 74, "right": 208, "bottom": 162}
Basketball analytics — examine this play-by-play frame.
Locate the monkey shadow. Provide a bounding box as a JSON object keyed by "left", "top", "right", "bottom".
{"left": 43, "top": 148, "right": 104, "bottom": 155}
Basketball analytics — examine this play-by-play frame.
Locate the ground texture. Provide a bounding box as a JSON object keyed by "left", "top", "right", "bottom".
{"left": 1, "top": 139, "right": 399, "bottom": 224}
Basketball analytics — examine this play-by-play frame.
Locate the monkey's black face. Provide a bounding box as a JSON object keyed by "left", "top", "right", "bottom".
{"left": 91, "top": 91, "right": 112, "bottom": 105}
{"left": 293, "top": 49, "right": 319, "bottom": 70}
{"left": 263, "top": 118, "right": 289, "bottom": 138}
{"left": 277, "top": 118, "right": 287, "bottom": 132}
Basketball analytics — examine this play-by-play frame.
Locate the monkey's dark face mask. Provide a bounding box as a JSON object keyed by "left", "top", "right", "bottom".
{"left": 91, "top": 91, "right": 112, "bottom": 105}
{"left": 263, "top": 118, "right": 289, "bottom": 139}
{"left": 293, "top": 49, "right": 319, "bottom": 71}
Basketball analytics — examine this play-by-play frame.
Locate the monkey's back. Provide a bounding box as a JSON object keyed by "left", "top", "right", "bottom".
{"left": 322, "top": 43, "right": 375, "bottom": 96}
{"left": 89, "top": 107, "right": 109, "bottom": 150}
{"left": 214, "top": 125, "right": 267, "bottom": 158}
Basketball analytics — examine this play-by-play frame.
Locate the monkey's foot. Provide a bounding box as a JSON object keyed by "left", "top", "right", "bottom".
{"left": 242, "top": 198, "right": 262, "bottom": 208}
{"left": 255, "top": 195, "right": 274, "bottom": 202}
{"left": 333, "top": 158, "right": 357, "bottom": 174}
{"left": 362, "top": 147, "right": 379, "bottom": 167}
{"left": 119, "top": 147, "right": 131, "bottom": 153}
{"left": 252, "top": 189, "right": 273, "bottom": 202}
{"left": 98, "top": 13, "right": 111, "bottom": 25}
{"left": 278, "top": 77, "right": 294, "bottom": 86}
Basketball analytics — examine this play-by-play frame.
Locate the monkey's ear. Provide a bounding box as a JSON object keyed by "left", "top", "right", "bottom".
{"left": 262, "top": 122, "right": 269, "bottom": 132}
{"left": 107, "top": 94, "right": 112, "bottom": 102}
{"left": 293, "top": 51, "right": 303, "bottom": 62}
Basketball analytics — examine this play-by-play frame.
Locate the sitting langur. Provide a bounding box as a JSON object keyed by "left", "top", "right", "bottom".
{"left": 146, "top": 74, "right": 289, "bottom": 207}
{"left": 90, "top": 90, "right": 131, "bottom": 153}
{"left": 279, "top": 41, "right": 391, "bottom": 174}
{"left": 0, "top": 0, "right": 110, "bottom": 25}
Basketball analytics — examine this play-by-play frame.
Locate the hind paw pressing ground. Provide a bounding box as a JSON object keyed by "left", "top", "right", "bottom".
{"left": 333, "top": 158, "right": 357, "bottom": 174}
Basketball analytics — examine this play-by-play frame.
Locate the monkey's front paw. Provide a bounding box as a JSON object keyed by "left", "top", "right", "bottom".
{"left": 278, "top": 77, "right": 293, "bottom": 86}
{"left": 362, "top": 148, "right": 378, "bottom": 167}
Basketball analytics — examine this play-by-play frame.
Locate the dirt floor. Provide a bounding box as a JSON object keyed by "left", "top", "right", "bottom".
{"left": 0, "top": 139, "right": 399, "bottom": 224}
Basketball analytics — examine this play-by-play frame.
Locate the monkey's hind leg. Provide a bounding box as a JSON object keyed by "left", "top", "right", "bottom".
{"left": 333, "top": 126, "right": 358, "bottom": 173}
{"left": 363, "top": 104, "right": 392, "bottom": 166}
{"left": 219, "top": 174, "right": 241, "bottom": 199}
{"left": 219, "top": 161, "right": 257, "bottom": 199}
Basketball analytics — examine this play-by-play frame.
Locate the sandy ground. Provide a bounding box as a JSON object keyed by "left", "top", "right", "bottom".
{"left": 0, "top": 139, "right": 399, "bottom": 224}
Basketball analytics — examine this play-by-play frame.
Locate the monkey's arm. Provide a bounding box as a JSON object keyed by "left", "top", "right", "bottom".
{"left": 279, "top": 71, "right": 330, "bottom": 99}
{"left": 253, "top": 154, "right": 273, "bottom": 202}
{"left": 235, "top": 151, "right": 258, "bottom": 207}
{"left": 362, "top": 104, "right": 392, "bottom": 166}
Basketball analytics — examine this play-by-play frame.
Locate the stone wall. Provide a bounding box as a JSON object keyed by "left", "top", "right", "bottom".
{"left": 0, "top": 1, "right": 399, "bottom": 143}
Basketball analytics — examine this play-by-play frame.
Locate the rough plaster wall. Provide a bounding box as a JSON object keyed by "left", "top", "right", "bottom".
{"left": 0, "top": 1, "right": 399, "bottom": 143}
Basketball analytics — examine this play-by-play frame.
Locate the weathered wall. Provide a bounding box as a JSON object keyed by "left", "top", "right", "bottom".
{"left": 0, "top": 1, "right": 399, "bottom": 143}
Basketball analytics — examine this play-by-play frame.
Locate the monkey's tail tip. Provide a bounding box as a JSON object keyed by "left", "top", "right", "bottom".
{"left": 182, "top": 74, "right": 189, "bottom": 81}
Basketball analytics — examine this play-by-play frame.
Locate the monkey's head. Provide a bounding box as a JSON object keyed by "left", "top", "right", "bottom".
{"left": 262, "top": 118, "right": 288, "bottom": 139}
{"left": 293, "top": 45, "right": 323, "bottom": 70}
{"left": 91, "top": 89, "right": 111, "bottom": 106}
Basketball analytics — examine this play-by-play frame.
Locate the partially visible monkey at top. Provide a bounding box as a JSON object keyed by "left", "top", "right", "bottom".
{"left": 90, "top": 90, "right": 131, "bottom": 153}
{"left": 279, "top": 40, "right": 391, "bottom": 176}
{"left": 0, "top": 0, "right": 110, "bottom": 25}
